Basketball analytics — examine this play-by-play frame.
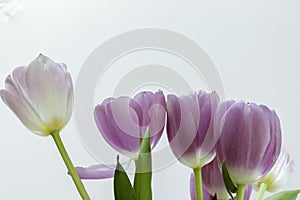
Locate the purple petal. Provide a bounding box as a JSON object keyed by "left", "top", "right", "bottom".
{"left": 75, "top": 164, "right": 115, "bottom": 179}
{"left": 94, "top": 101, "right": 140, "bottom": 158}
{"left": 167, "top": 91, "right": 220, "bottom": 168}
{"left": 217, "top": 101, "right": 282, "bottom": 184}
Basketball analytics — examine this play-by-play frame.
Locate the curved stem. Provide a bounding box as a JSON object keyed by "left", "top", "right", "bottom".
{"left": 255, "top": 183, "right": 268, "bottom": 200}
{"left": 236, "top": 184, "right": 246, "bottom": 200}
{"left": 193, "top": 167, "right": 203, "bottom": 200}
{"left": 51, "top": 130, "right": 90, "bottom": 200}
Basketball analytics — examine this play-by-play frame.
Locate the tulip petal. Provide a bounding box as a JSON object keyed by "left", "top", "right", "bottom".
{"left": 75, "top": 164, "right": 115, "bottom": 179}
{"left": 25, "top": 54, "right": 73, "bottom": 131}
{"left": 0, "top": 89, "right": 48, "bottom": 136}
{"left": 94, "top": 100, "right": 140, "bottom": 159}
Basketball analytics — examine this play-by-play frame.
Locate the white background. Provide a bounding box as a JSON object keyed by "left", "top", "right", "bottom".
{"left": 0, "top": 0, "right": 299, "bottom": 199}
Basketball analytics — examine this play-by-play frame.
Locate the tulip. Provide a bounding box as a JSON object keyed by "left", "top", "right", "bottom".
{"left": 202, "top": 156, "right": 230, "bottom": 200}
{"left": 254, "top": 148, "right": 294, "bottom": 200}
{"left": 1, "top": 54, "right": 90, "bottom": 199}
{"left": 1, "top": 54, "right": 73, "bottom": 136}
{"left": 76, "top": 91, "right": 166, "bottom": 180}
{"left": 216, "top": 101, "right": 282, "bottom": 200}
{"left": 94, "top": 90, "right": 166, "bottom": 159}
{"left": 167, "top": 90, "right": 220, "bottom": 200}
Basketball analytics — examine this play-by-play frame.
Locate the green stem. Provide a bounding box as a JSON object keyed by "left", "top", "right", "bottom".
{"left": 255, "top": 183, "right": 268, "bottom": 200}
{"left": 193, "top": 167, "right": 203, "bottom": 200}
{"left": 51, "top": 130, "right": 90, "bottom": 200}
{"left": 236, "top": 184, "right": 246, "bottom": 200}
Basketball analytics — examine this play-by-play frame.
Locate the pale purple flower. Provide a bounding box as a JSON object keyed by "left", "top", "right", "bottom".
{"left": 216, "top": 101, "right": 282, "bottom": 184}
{"left": 0, "top": 54, "right": 73, "bottom": 136}
{"left": 94, "top": 90, "right": 166, "bottom": 159}
{"left": 254, "top": 148, "right": 295, "bottom": 192}
{"left": 202, "top": 156, "right": 230, "bottom": 199}
{"left": 76, "top": 91, "right": 166, "bottom": 179}
{"left": 167, "top": 90, "right": 220, "bottom": 168}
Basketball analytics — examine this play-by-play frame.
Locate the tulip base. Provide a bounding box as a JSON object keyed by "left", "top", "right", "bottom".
{"left": 193, "top": 167, "right": 203, "bottom": 200}
{"left": 51, "top": 130, "right": 90, "bottom": 200}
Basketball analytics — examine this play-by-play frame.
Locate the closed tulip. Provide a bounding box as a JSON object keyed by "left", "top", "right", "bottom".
{"left": 202, "top": 156, "right": 230, "bottom": 200}
{"left": 94, "top": 90, "right": 166, "bottom": 159}
{"left": 1, "top": 54, "right": 90, "bottom": 199}
{"left": 166, "top": 90, "right": 220, "bottom": 169}
{"left": 216, "top": 101, "right": 281, "bottom": 200}
{"left": 1, "top": 54, "right": 73, "bottom": 136}
{"left": 167, "top": 90, "right": 220, "bottom": 200}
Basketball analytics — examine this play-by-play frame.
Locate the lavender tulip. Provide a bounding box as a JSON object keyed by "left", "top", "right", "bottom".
{"left": 216, "top": 101, "right": 281, "bottom": 200}
{"left": 166, "top": 90, "right": 220, "bottom": 169}
{"left": 167, "top": 90, "right": 220, "bottom": 200}
{"left": 94, "top": 90, "right": 166, "bottom": 159}
{"left": 1, "top": 54, "right": 73, "bottom": 136}
{"left": 254, "top": 148, "right": 294, "bottom": 198}
{"left": 202, "top": 156, "right": 230, "bottom": 199}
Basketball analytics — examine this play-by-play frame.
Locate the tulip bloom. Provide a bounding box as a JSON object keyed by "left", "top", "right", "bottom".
{"left": 166, "top": 90, "right": 220, "bottom": 169}
{"left": 202, "top": 156, "right": 230, "bottom": 199}
{"left": 254, "top": 148, "right": 294, "bottom": 195}
{"left": 94, "top": 90, "right": 166, "bottom": 159}
{"left": 76, "top": 91, "right": 166, "bottom": 180}
{"left": 1, "top": 54, "right": 73, "bottom": 136}
{"left": 167, "top": 90, "right": 220, "bottom": 200}
{"left": 216, "top": 101, "right": 281, "bottom": 200}
{"left": 1, "top": 54, "right": 90, "bottom": 199}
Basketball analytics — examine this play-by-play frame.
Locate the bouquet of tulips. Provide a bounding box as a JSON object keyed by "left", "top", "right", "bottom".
{"left": 1, "top": 54, "right": 298, "bottom": 200}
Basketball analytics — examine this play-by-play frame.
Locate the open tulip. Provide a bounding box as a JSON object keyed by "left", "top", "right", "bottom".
{"left": 0, "top": 54, "right": 73, "bottom": 136}
{"left": 1, "top": 54, "right": 90, "bottom": 199}
{"left": 254, "top": 148, "right": 294, "bottom": 200}
{"left": 216, "top": 101, "right": 282, "bottom": 200}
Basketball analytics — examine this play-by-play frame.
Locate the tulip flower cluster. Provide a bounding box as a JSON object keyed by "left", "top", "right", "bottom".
{"left": 1, "top": 55, "right": 298, "bottom": 200}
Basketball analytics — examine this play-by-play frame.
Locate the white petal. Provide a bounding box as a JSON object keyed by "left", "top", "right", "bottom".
{"left": 25, "top": 54, "right": 73, "bottom": 131}
{"left": 0, "top": 89, "right": 48, "bottom": 136}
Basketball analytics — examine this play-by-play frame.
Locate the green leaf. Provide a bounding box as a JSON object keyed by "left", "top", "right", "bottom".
{"left": 265, "top": 190, "right": 300, "bottom": 200}
{"left": 134, "top": 127, "right": 152, "bottom": 200}
{"left": 222, "top": 161, "right": 237, "bottom": 200}
{"left": 114, "top": 156, "right": 138, "bottom": 200}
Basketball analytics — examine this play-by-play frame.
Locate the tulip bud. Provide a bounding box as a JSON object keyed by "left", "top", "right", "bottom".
{"left": 1, "top": 54, "right": 73, "bottom": 136}
{"left": 216, "top": 101, "right": 282, "bottom": 185}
